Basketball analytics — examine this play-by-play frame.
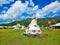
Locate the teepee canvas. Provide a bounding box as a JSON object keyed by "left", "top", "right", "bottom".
{"left": 24, "top": 17, "right": 42, "bottom": 35}
{"left": 21, "top": 25, "right": 26, "bottom": 30}
{"left": 13, "top": 24, "right": 21, "bottom": 31}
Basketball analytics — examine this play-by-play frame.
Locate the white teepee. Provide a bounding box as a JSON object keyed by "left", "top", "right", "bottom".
{"left": 25, "top": 17, "right": 42, "bottom": 35}
{"left": 21, "top": 25, "right": 26, "bottom": 30}
{"left": 13, "top": 24, "right": 21, "bottom": 31}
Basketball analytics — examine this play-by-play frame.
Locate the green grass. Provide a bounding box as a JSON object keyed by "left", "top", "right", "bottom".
{"left": 0, "top": 29, "right": 60, "bottom": 45}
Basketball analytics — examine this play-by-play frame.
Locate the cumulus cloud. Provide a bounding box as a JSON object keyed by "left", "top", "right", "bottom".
{"left": 1, "top": 10, "right": 7, "bottom": 14}
{"left": 3, "top": 7, "right": 8, "bottom": 10}
{"left": 21, "top": 16, "right": 26, "bottom": 19}
{"left": 0, "top": 1, "right": 28, "bottom": 20}
{"left": 0, "top": 0, "right": 60, "bottom": 20}
{"left": 35, "top": 1, "right": 60, "bottom": 18}
{"left": 8, "top": 0, "right": 14, "bottom": 2}
{"left": 0, "top": 0, "right": 38, "bottom": 20}
{"left": 29, "top": 0, "right": 34, "bottom": 7}
{"left": 26, "top": 16, "right": 32, "bottom": 19}
{"left": 26, "top": 5, "right": 38, "bottom": 14}
{"left": 0, "top": 0, "right": 14, "bottom": 6}
{"left": 52, "top": 13, "right": 60, "bottom": 17}
{"left": 52, "top": 14, "right": 57, "bottom": 17}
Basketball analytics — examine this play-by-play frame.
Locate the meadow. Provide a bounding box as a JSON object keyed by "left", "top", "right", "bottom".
{"left": 0, "top": 29, "right": 60, "bottom": 45}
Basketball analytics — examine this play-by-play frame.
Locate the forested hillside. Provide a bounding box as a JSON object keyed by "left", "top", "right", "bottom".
{"left": 0, "top": 16, "right": 60, "bottom": 27}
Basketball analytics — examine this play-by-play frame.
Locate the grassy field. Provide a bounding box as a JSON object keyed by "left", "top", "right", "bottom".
{"left": 0, "top": 29, "right": 60, "bottom": 45}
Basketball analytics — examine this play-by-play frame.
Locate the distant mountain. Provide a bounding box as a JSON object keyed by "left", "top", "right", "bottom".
{"left": 0, "top": 16, "right": 60, "bottom": 27}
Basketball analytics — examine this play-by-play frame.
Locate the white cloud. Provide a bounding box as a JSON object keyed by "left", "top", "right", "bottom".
{"left": 0, "top": 0, "right": 14, "bottom": 6}
{"left": 0, "top": 0, "right": 60, "bottom": 20}
{"left": 3, "top": 7, "right": 8, "bottom": 10}
{"left": 52, "top": 14, "right": 57, "bottom": 17}
{"left": 1, "top": 21, "right": 10, "bottom": 24}
{"left": 0, "top": 1, "right": 38, "bottom": 20}
{"left": 35, "top": 12, "right": 44, "bottom": 18}
{"left": 52, "top": 13, "right": 60, "bottom": 17}
{"left": 6, "top": 21, "right": 10, "bottom": 23}
{"left": 35, "top": 1, "right": 60, "bottom": 18}
{"left": 0, "top": 1, "right": 28, "bottom": 20}
{"left": 26, "top": 16, "right": 31, "bottom": 19}
{"left": 21, "top": 16, "right": 26, "bottom": 19}
{"left": 1, "top": 10, "right": 7, "bottom": 14}
{"left": 26, "top": 5, "right": 38, "bottom": 14}
{"left": 30, "top": 0, "right": 34, "bottom": 7}
{"left": 0, "top": 0, "right": 38, "bottom": 20}
{"left": 7, "top": 0, "right": 14, "bottom": 2}
{"left": 42, "top": 1, "right": 60, "bottom": 13}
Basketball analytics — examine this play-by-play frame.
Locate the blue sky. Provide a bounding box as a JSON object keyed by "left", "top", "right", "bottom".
{"left": 0, "top": 0, "right": 60, "bottom": 24}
